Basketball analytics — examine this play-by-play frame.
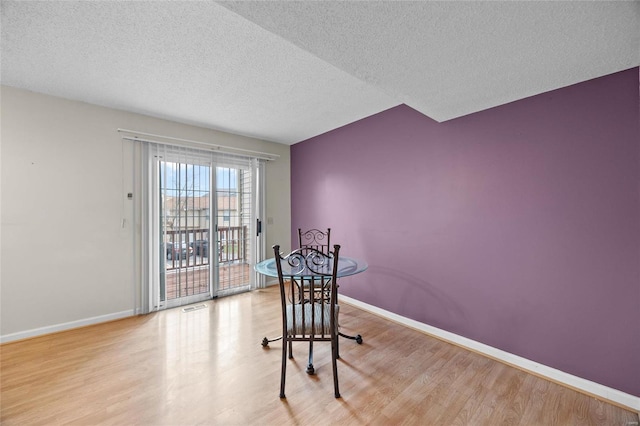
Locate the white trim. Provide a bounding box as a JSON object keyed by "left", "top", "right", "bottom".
{"left": 0, "top": 310, "right": 134, "bottom": 344}
{"left": 339, "top": 294, "right": 640, "bottom": 413}
{"left": 265, "top": 278, "right": 280, "bottom": 287}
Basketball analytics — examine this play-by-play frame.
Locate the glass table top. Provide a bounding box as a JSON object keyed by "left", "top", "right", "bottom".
{"left": 255, "top": 255, "right": 368, "bottom": 278}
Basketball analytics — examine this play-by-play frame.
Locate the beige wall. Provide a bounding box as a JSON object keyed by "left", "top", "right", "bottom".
{"left": 0, "top": 86, "right": 291, "bottom": 340}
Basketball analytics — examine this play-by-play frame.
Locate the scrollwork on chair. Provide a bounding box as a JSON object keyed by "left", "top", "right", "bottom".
{"left": 298, "top": 228, "right": 331, "bottom": 254}
{"left": 284, "top": 247, "right": 332, "bottom": 273}
{"left": 281, "top": 247, "right": 334, "bottom": 305}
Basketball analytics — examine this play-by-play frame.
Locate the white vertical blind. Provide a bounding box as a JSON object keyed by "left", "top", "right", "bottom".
{"left": 155, "top": 144, "right": 213, "bottom": 308}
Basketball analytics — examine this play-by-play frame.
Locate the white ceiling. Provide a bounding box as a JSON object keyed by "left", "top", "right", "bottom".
{"left": 2, "top": 1, "right": 639, "bottom": 145}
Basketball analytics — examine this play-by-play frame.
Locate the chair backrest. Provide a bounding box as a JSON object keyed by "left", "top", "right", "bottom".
{"left": 272, "top": 244, "right": 341, "bottom": 338}
{"left": 298, "top": 228, "right": 331, "bottom": 254}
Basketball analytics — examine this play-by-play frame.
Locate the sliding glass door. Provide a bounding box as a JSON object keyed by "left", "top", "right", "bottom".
{"left": 150, "top": 146, "right": 262, "bottom": 310}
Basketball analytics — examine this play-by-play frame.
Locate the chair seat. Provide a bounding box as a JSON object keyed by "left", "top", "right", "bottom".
{"left": 286, "top": 303, "right": 339, "bottom": 336}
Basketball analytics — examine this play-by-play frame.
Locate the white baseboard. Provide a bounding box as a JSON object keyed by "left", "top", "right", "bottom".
{"left": 339, "top": 294, "right": 640, "bottom": 413}
{"left": 0, "top": 310, "right": 135, "bottom": 344}
{"left": 263, "top": 279, "right": 279, "bottom": 287}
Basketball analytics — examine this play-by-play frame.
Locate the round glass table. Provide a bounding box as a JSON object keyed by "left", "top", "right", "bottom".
{"left": 254, "top": 255, "right": 368, "bottom": 279}
{"left": 255, "top": 254, "right": 368, "bottom": 369}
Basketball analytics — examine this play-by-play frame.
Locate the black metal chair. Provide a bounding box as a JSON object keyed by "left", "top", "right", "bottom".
{"left": 272, "top": 244, "right": 342, "bottom": 398}
{"left": 298, "top": 228, "right": 363, "bottom": 346}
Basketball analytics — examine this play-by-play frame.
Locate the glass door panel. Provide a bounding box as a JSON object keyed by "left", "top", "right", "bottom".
{"left": 215, "top": 166, "right": 253, "bottom": 296}
{"left": 160, "top": 160, "right": 213, "bottom": 309}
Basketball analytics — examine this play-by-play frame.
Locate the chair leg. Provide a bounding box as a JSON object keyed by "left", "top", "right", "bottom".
{"left": 331, "top": 336, "right": 340, "bottom": 398}
{"left": 288, "top": 339, "right": 293, "bottom": 359}
{"left": 306, "top": 341, "right": 315, "bottom": 375}
{"left": 280, "top": 337, "right": 287, "bottom": 398}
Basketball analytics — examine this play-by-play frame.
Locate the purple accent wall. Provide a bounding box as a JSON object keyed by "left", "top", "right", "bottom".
{"left": 291, "top": 68, "right": 640, "bottom": 397}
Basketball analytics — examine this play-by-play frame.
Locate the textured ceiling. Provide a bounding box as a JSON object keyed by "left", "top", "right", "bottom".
{"left": 2, "top": 1, "right": 639, "bottom": 145}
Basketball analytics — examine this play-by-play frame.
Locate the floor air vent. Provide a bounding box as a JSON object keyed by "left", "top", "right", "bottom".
{"left": 182, "top": 304, "right": 207, "bottom": 313}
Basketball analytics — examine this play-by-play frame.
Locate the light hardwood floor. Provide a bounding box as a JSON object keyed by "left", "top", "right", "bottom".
{"left": 1, "top": 286, "right": 638, "bottom": 425}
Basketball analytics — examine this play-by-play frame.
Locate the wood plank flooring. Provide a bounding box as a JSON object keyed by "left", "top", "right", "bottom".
{"left": 1, "top": 286, "right": 637, "bottom": 425}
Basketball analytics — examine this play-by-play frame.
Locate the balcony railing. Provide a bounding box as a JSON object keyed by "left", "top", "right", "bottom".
{"left": 164, "top": 226, "right": 248, "bottom": 270}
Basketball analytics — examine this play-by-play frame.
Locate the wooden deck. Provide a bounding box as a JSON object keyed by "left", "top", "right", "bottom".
{"left": 165, "top": 262, "right": 250, "bottom": 299}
